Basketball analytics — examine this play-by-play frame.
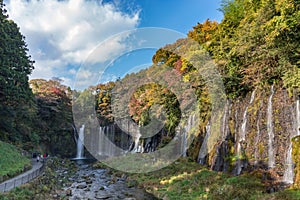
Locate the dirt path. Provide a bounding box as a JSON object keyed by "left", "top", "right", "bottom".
{"left": 0, "top": 159, "right": 43, "bottom": 192}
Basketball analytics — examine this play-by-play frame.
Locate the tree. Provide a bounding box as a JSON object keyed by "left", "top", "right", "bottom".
{"left": 0, "top": 1, "right": 36, "bottom": 145}
{"left": 206, "top": 0, "right": 300, "bottom": 97}
{"left": 30, "top": 78, "right": 75, "bottom": 156}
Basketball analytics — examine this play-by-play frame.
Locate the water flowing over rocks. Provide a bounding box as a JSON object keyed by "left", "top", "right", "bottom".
{"left": 195, "top": 86, "right": 300, "bottom": 185}
{"left": 62, "top": 164, "right": 158, "bottom": 200}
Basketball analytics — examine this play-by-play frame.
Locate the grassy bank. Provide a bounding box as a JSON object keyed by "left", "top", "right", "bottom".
{"left": 0, "top": 141, "right": 31, "bottom": 182}
{"left": 95, "top": 158, "right": 300, "bottom": 200}
{"left": 0, "top": 157, "right": 77, "bottom": 200}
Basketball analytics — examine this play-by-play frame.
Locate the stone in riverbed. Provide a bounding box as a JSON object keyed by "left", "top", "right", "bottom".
{"left": 77, "top": 179, "right": 86, "bottom": 183}
{"left": 76, "top": 184, "right": 87, "bottom": 189}
{"left": 68, "top": 177, "right": 75, "bottom": 181}
{"left": 95, "top": 193, "right": 111, "bottom": 199}
{"left": 117, "top": 194, "right": 126, "bottom": 199}
{"left": 65, "top": 189, "right": 72, "bottom": 196}
{"left": 99, "top": 186, "right": 105, "bottom": 190}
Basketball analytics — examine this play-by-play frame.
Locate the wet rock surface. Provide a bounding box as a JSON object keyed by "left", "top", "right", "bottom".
{"left": 61, "top": 164, "right": 158, "bottom": 200}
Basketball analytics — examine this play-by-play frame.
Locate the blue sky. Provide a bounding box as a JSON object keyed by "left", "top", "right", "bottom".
{"left": 104, "top": 0, "right": 223, "bottom": 34}
{"left": 4, "top": 0, "right": 223, "bottom": 88}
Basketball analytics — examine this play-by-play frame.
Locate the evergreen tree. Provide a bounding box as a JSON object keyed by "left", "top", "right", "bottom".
{"left": 0, "top": 1, "right": 35, "bottom": 144}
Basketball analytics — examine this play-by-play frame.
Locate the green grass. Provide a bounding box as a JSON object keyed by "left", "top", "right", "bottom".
{"left": 95, "top": 158, "right": 300, "bottom": 200}
{"left": 0, "top": 141, "right": 31, "bottom": 182}
{"left": 0, "top": 187, "right": 33, "bottom": 200}
{"left": 128, "top": 159, "right": 265, "bottom": 199}
{"left": 0, "top": 157, "right": 77, "bottom": 200}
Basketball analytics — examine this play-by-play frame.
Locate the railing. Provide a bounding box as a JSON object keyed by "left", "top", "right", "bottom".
{"left": 0, "top": 162, "right": 44, "bottom": 193}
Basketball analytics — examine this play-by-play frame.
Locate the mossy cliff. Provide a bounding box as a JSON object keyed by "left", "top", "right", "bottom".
{"left": 189, "top": 84, "right": 299, "bottom": 185}
{"left": 292, "top": 136, "right": 300, "bottom": 188}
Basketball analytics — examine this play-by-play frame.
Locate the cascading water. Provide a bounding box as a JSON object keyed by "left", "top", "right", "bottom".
{"left": 181, "top": 115, "right": 195, "bottom": 157}
{"left": 181, "top": 128, "right": 188, "bottom": 157}
{"left": 198, "top": 121, "right": 211, "bottom": 164}
{"left": 267, "top": 85, "right": 275, "bottom": 168}
{"left": 236, "top": 90, "right": 256, "bottom": 174}
{"left": 98, "top": 125, "right": 117, "bottom": 157}
{"left": 284, "top": 145, "right": 294, "bottom": 183}
{"left": 254, "top": 104, "right": 262, "bottom": 165}
{"left": 98, "top": 126, "right": 106, "bottom": 156}
{"left": 283, "top": 98, "right": 300, "bottom": 183}
{"left": 132, "top": 133, "right": 142, "bottom": 153}
{"left": 221, "top": 100, "right": 231, "bottom": 140}
{"left": 108, "top": 125, "right": 116, "bottom": 156}
{"left": 76, "top": 125, "right": 85, "bottom": 159}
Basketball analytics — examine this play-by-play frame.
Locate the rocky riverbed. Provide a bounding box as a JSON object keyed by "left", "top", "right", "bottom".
{"left": 61, "top": 163, "right": 158, "bottom": 200}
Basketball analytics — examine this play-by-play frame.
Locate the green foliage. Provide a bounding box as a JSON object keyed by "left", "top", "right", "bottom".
{"left": 0, "top": 157, "right": 77, "bottom": 200}
{"left": 94, "top": 82, "right": 115, "bottom": 125}
{"left": 0, "top": 2, "right": 36, "bottom": 147}
{"left": 283, "top": 66, "right": 300, "bottom": 95}
{"left": 0, "top": 187, "right": 33, "bottom": 200}
{"left": 95, "top": 158, "right": 300, "bottom": 200}
{"left": 30, "top": 78, "right": 75, "bottom": 157}
{"left": 292, "top": 136, "right": 300, "bottom": 189}
{"left": 0, "top": 141, "right": 31, "bottom": 180}
{"left": 188, "top": 19, "right": 218, "bottom": 45}
{"left": 129, "top": 83, "right": 181, "bottom": 133}
{"left": 202, "top": 0, "right": 300, "bottom": 97}
{"left": 99, "top": 158, "right": 275, "bottom": 199}
{"left": 152, "top": 48, "right": 180, "bottom": 68}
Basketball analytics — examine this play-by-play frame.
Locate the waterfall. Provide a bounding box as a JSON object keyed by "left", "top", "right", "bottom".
{"left": 240, "top": 90, "right": 256, "bottom": 143}
{"left": 76, "top": 125, "right": 85, "bottom": 159}
{"left": 254, "top": 109, "right": 262, "bottom": 165}
{"left": 283, "top": 145, "right": 294, "bottom": 184}
{"left": 181, "top": 114, "right": 195, "bottom": 157}
{"left": 267, "top": 85, "right": 275, "bottom": 168}
{"left": 98, "top": 126, "right": 106, "bottom": 156}
{"left": 236, "top": 90, "right": 256, "bottom": 174}
{"left": 132, "top": 133, "right": 142, "bottom": 153}
{"left": 221, "top": 100, "right": 231, "bottom": 140}
{"left": 198, "top": 122, "right": 211, "bottom": 164}
{"left": 181, "top": 128, "right": 187, "bottom": 157}
{"left": 283, "top": 98, "right": 300, "bottom": 183}
{"left": 98, "top": 125, "right": 117, "bottom": 157}
{"left": 108, "top": 125, "right": 116, "bottom": 156}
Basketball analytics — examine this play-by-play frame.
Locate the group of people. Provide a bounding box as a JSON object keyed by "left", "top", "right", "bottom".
{"left": 36, "top": 153, "right": 48, "bottom": 163}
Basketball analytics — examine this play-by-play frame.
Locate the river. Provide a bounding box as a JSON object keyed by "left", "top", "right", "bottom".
{"left": 63, "top": 162, "right": 158, "bottom": 200}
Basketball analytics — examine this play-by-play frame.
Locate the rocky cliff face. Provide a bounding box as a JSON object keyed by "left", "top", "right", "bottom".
{"left": 80, "top": 84, "right": 300, "bottom": 185}
{"left": 194, "top": 84, "right": 299, "bottom": 184}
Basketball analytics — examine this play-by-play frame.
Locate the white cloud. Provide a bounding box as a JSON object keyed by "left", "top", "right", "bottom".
{"left": 69, "top": 69, "right": 77, "bottom": 75}
{"left": 76, "top": 69, "right": 93, "bottom": 80}
{"left": 4, "top": 0, "right": 140, "bottom": 86}
{"left": 87, "top": 34, "right": 129, "bottom": 64}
